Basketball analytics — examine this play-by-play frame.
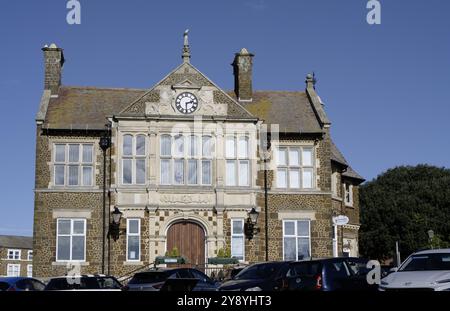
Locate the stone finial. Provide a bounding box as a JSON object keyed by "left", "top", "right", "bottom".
{"left": 306, "top": 72, "right": 317, "bottom": 89}
{"left": 182, "top": 29, "right": 191, "bottom": 63}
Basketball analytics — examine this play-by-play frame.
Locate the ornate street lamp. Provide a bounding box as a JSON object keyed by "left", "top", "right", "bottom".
{"left": 245, "top": 208, "right": 260, "bottom": 240}
{"left": 108, "top": 207, "right": 123, "bottom": 242}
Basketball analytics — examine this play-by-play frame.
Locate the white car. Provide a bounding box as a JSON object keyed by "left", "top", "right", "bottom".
{"left": 379, "top": 249, "right": 450, "bottom": 291}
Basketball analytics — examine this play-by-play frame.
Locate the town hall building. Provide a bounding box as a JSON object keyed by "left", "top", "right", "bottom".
{"left": 33, "top": 33, "right": 363, "bottom": 277}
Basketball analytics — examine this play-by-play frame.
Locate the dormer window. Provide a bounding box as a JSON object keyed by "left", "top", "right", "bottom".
{"left": 344, "top": 182, "right": 353, "bottom": 207}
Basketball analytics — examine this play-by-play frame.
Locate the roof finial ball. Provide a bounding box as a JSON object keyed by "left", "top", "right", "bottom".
{"left": 305, "top": 72, "right": 317, "bottom": 89}
{"left": 182, "top": 29, "right": 191, "bottom": 63}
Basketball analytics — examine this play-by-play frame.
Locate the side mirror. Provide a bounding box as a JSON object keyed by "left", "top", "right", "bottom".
{"left": 389, "top": 267, "right": 398, "bottom": 273}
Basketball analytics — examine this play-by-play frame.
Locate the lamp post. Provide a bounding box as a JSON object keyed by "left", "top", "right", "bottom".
{"left": 99, "top": 125, "right": 111, "bottom": 275}
{"left": 427, "top": 230, "right": 434, "bottom": 249}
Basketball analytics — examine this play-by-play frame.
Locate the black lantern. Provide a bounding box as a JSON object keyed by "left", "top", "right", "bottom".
{"left": 108, "top": 207, "right": 123, "bottom": 242}
{"left": 99, "top": 135, "right": 111, "bottom": 151}
{"left": 245, "top": 208, "right": 260, "bottom": 240}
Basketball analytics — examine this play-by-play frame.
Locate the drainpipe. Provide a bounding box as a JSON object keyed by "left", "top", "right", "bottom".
{"left": 264, "top": 158, "right": 269, "bottom": 262}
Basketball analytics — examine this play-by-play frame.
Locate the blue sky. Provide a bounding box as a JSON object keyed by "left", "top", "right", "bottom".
{"left": 0, "top": 0, "right": 449, "bottom": 236}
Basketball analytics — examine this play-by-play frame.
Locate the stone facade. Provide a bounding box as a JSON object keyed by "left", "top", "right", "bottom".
{"left": 33, "top": 39, "right": 363, "bottom": 278}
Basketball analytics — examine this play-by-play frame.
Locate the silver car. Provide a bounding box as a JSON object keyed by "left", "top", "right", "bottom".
{"left": 379, "top": 249, "right": 450, "bottom": 291}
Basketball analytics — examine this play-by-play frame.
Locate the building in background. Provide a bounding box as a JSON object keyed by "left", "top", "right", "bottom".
{"left": 33, "top": 34, "right": 363, "bottom": 277}
{"left": 0, "top": 236, "right": 33, "bottom": 277}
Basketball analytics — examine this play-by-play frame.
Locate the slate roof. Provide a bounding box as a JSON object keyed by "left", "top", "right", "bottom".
{"left": 230, "top": 91, "right": 323, "bottom": 133}
{"left": 0, "top": 235, "right": 33, "bottom": 249}
{"left": 330, "top": 140, "right": 364, "bottom": 181}
{"left": 44, "top": 86, "right": 146, "bottom": 130}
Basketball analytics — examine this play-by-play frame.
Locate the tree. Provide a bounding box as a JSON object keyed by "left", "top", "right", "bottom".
{"left": 359, "top": 165, "right": 450, "bottom": 261}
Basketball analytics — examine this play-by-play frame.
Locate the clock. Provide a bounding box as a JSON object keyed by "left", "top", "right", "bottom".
{"left": 175, "top": 92, "right": 199, "bottom": 114}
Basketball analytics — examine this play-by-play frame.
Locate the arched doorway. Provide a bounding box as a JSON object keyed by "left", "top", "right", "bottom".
{"left": 166, "top": 221, "right": 206, "bottom": 265}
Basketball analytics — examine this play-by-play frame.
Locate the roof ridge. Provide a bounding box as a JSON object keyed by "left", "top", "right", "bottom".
{"left": 61, "top": 85, "right": 146, "bottom": 92}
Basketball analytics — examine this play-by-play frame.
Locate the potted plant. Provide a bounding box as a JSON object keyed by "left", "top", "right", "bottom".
{"left": 207, "top": 247, "right": 239, "bottom": 265}
{"left": 155, "top": 247, "right": 186, "bottom": 265}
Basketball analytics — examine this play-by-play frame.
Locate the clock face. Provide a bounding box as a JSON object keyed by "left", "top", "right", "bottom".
{"left": 175, "top": 92, "right": 199, "bottom": 114}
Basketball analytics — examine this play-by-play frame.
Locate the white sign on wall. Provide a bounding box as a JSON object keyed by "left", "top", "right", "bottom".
{"left": 332, "top": 215, "right": 349, "bottom": 226}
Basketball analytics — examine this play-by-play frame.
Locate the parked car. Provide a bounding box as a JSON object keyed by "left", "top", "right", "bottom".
{"left": 219, "top": 261, "right": 291, "bottom": 291}
{"left": 44, "top": 275, "right": 123, "bottom": 291}
{"left": 379, "top": 249, "right": 450, "bottom": 291}
{"left": 0, "top": 277, "right": 46, "bottom": 291}
{"left": 284, "top": 257, "right": 378, "bottom": 291}
{"left": 124, "top": 268, "right": 219, "bottom": 291}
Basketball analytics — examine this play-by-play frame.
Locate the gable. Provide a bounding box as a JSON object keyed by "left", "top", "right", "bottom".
{"left": 119, "top": 62, "right": 255, "bottom": 119}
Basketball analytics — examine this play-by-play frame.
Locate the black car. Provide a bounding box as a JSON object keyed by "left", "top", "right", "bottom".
{"left": 44, "top": 275, "right": 123, "bottom": 291}
{"left": 0, "top": 277, "right": 46, "bottom": 291}
{"left": 125, "top": 268, "right": 219, "bottom": 291}
{"left": 219, "top": 262, "right": 291, "bottom": 291}
{"left": 284, "top": 257, "right": 378, "bottom": 291}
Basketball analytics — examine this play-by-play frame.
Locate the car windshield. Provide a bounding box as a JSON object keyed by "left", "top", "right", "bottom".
{"left": 234, "top": 263, "right": 282, "bottom": 280}
{"left": 129, "top": 272, "right": 169, "bottom": 284}
{"left": 399, "top": 253, "right": 450, "bottom": 271}
{"left": 46, "top": 277, "right": 121, "bottom": 290}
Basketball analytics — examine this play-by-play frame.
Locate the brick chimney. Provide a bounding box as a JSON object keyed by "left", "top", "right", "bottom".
{"left": 42, "top": 43, "right": 65, "bottom": 94}
{"left": 232, "top": 48, "right": 254, "bottom": 101}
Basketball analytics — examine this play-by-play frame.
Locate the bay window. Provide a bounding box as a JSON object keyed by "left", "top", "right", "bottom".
{"left": 276, "top": 146, "right": 315, "bottom": 189}
{"left": 160, "top": 134, "right": 213, "bottom": 185}
{"left": 225, "top": 136, "right": 249, "bottom": 186}
{"left": 122, "top": 134, "right": 147, "bottom": 185}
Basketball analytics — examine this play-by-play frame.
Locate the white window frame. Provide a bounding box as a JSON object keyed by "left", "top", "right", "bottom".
{"left": 126, "top": 218, "right": 141, "bottom": 262}
{"left": 7, "top": 264, "right": 20, "bottom": 277}
{"left": 121, "top": 134, "right": 147, "bottom": 185}
{"left": 331, "top": 172, "right": 338, "bottom": 197}
{"left": 225, "top": 135, "right": 250, "bottom": 187}
{"left": 160, "top": 134, "right": 213, "bottom": 186}
{"left": 7, "top": 249, "right": 21, "bottom": 260}
{"left": 27, "top": 264, "right": 33, "bottom": 277}
{"left": 53, "top": 143, "right": 94, "bottom": 187}
{"left": 56, "top": 218, "right": 87, "bottom": 262}
{"left": 276, "top": 146, "right": 315, "bottom": 190}
{"left": 344, "top": 183, "right": 354, "bottom": 207}
{"left": 231, "top": 219, "right": 245, "bottom": 261}
{"left": 282, "top": 219, "right": 311, "bottom": 261}
{"left": 27, "top": 250, "right": 33, "bottom": 261}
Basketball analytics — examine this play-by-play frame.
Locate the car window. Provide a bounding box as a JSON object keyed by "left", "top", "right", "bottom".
{"left": 30, "top": 279, "right": 46, "bottom": 291}
{"left": 400, "top": 253, "right": 450, "bottom": 271}
{"left": 287, "top": 262, "right": 321, "bottom": 277}
{"left": 0, "top": 282, "right": 10, "bottom": 291}
{"left": 97, "top": 277, "right": 122, "bottom": 289}
{"left": 234, "top": 263, "right": 283, "bottom": 280}
{"left": 345, "top": 259, "right": 370, "bottom": 276}
{"left": 129, "top": 272, "right": 168, "bottom": 284}
{"left": 326, "top": 262, "right": 351, "bottom": 278}
{"left": 190, "top": 269, "right": 210, "bottom": 282}
{"left": 16, "top": 279, "right": 34, "bottom": 291}
{"left": 176, "top": 269, "right": 193, "bottom": 278}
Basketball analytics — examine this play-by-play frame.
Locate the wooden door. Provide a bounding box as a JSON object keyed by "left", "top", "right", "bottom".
{"left": 167, "top": 221, "right": 206, "bottom": 265}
